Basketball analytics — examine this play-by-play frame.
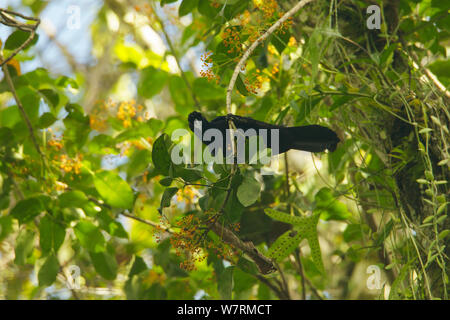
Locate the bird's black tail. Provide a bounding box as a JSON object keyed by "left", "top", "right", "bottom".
{"left": 279, "top": 125, "right": 340, "bottom": 153}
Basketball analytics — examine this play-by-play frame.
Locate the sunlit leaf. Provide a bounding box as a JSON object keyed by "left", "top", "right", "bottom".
{"left": 152, "top": 134, "right": 172, "bottom": 176}
{"left": 93, "top": 171, "right": 134, "bottom": 209}
{"left": 38, "top": 253, "right": 59, "bottom": 287}
{"left": 14, "top": 228, "right": 36, "bottom": 265}
{"left": 237, "top": 171, "right": 260, "bottom": 207}
{"left": 89, "top": 251, "right": 118, "bottom": 280}
{"left": 138, "top": 66, "right": 168, "bottom": 98}
{"left": 11, "top": 197, "right": 44, "bottom": 224}
{"left": 39, "top": 216, "right": 65, "bottom": 255}
{"left": 74, "top": 221, "right": 106, "bottom": 253}
{"left": 179, "top": 0, "right": 199, "bottom": 17}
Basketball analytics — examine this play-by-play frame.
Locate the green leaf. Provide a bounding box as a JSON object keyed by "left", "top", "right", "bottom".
{"left": 389, "top": 259, "right": 413, "bottom": 299}
{"left": 14, "top": 229, "right": 36, "bottom": 265}
{"left": 179, "top": 0, "right": 199, "bottom": 17}
{"left": 223, "top": 0, "right": 248, "bottom": 20}
{"left": 74, "top": 221, "right": 106, "bottom": 253}
{"left": 265, "top": 209, "right": 324, "bottom": 273}
{"left": 89, "top": 251, "right": 118, "bottom": 280}
{"left": 55, "top": 75, "right": 79, "bottom": 89}
{"left": 159, "top": 187, "right": 179, "bottom": 213}
{"left": 266, "top": 228, "right": 303, "bottom": 263}
{"left": 17, "top": 88, "right": 40, "bottom": 124}
{"left": 115, "top": 123, "right": 154, "bottom": 143}
{"left": 236, "top": 257, "right": 259, "bottom": 275}
{"left": 224, "top": 189, "right": 244, "bottom": 222}
{"left": 93, "top": 170, "right": 134, "bottom": 209}
{"left": 271, "top": 29, "right": 291, "bottom": 54}
{"left": 58, "top": 190, "right": 89, "bottom": 208}
{"left": 63, "top": 104, "right": 90, "bottom": 151}
{"left": 374, "top": 219, "right": 394, "bottom": 247}
{"left": 152, "top": 134, "right": 172, "bottom": 176}
{"left": 314, "top": 187, "right": 352, "bottom": 221}
{"left": 438, "top": 229, "right": 450, "bottom": 240}
{"left": 217, "top": 266, "right": 234, "bottom": 299}
{"left": 235, "top": 73, "right": 250, "bottom": 96}
{"left": 0, "top": 106, "right": 21, "bottom": 128}
{"left": 5, "top": 30, "right": 38, "bottom": 51}
{"left": 193, "top": 77, "right": 225, "bottom": 100}
{"left": 11, "top": 197, "right": 44, "bottom": 224}
{"left": 138, "top": 66, "right": 168, "bottom": 98}
{"left": 265, "top": 208, "right": 307, "bottom": 225}
{"left": 153, "top": 239, "right": 188, "bottom": 278}
{"left": 343, "top": 224, "right": 366, "bottom": 243}
{"left": 233, "top": 267, "right": 257, "bottom": 295}
{"left": 128, "top": 255, "right": 148, "bottom": 278}
{"left": 237, "top": 171, "right": 260, "bottom": 207}
{"left": 98, "top": 210, "right": 128, "bottom": 239}
{"left": 88, "top": 134, "right": 114, "bottom": 153}
{"left": 0, "top": 127, "right": 15, "bottom": 147}
{"left": 198, "top": 0, "right": 220, "bottom": 18}
{"left": 39, "top": 89, "right": 60, "bottom": 109}
{"left": 0, "top": 216, "right": 14, "bottom": 241}
{"left": 307, "top": 227, "right": 324, "bottom": 274}
{"left": 127, "top": 149, "right": 151, "bottom": 178}
{"left": 428, "top": 59, "right": 450, "bottom": 83}
{"left": 296, "top": 97, "right": 321, "bottom": 123}
{"left": 380, "top": 43, "right": 398, "bottom": 70}
{"left": 159, "top": 177, "right": 174, "bottom": 186}
{"left": 38, "top": 112, "right": 57, "bottom": 129}
{"left": 175, "top": 167, "right": 203, "bottom": 182}
{"left": 38, "top": 253, "right": 59, "bottom": 287}
{"left": 168, "top": 75, "right": 194, "bottom": 116}
{"left": 39, "top": 216, "right": 65, "bottom": 255}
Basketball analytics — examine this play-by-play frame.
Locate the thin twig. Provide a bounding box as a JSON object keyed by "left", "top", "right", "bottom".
{"left": 0, "top": 9, "right": 40, "bottom": 67}
{"left": 208, "top": 220, "right": 276, "bottom": 275}
{"left": 120, "top": 211, "right": 173, "bottom": 234}
{"left": 293, "top": 249, "right": 307, "bottom": 300}
{"left": 274, "top": 261, "right": 291, "bottom": 299}
{"left": 0, "top": 8, "right": 40, "bottom": 22}
{"left": 86, "top": 196, "right": 173, "bottom": 234}
{"left": 225, "top": 0, "right": 314, "bottom": 113}
{"left": 254, "top": 274, "right": 288, "bottom": 300}
{"left": 1, "top": 53, "right": 44, "bottom": 160}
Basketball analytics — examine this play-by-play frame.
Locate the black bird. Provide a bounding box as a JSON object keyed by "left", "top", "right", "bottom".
{"left": 188, "top": 111, "right": 340, "bottom": 157}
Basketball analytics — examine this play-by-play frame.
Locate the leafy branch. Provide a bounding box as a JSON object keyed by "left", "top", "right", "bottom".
{"left": 225, "top": 0, "right": 315, "bottom": 113}
{"left": 201, "top": 0, "right": 316, "bottom": 281}
{"left": 0, "top": 8, "right": 40, "bottom": 66}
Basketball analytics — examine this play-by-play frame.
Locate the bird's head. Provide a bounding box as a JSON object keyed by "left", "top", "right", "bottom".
{"left": 188, "top": 111, "right": 208, "bottom": 132}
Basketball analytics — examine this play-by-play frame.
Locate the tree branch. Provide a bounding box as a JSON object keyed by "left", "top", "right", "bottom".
{"left": 86, "top": 196, "right": 173, "bottom": 234}
{"left": 208, "top": 220, "right": 276, "bottom": 275}
{"left": 0, "top": 9, "right": 40, "bottom": 67}
{"left": 120, "top": 211, "right": 174, "bottom": 234}
{"left": 1, "top": 53, "right": 44, "bottom": 160}
{"left": 225, "top": 0, "right": 314, "bottom": 113}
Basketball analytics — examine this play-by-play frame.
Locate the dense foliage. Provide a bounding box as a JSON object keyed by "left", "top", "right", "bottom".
{"left": 0, "top": 0, "right": 448, "bottom": 300}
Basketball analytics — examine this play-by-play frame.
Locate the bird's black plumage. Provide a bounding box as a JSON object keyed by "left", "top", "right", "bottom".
{"left": 188, "top": 111, "right": 340, "bottom": 156}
